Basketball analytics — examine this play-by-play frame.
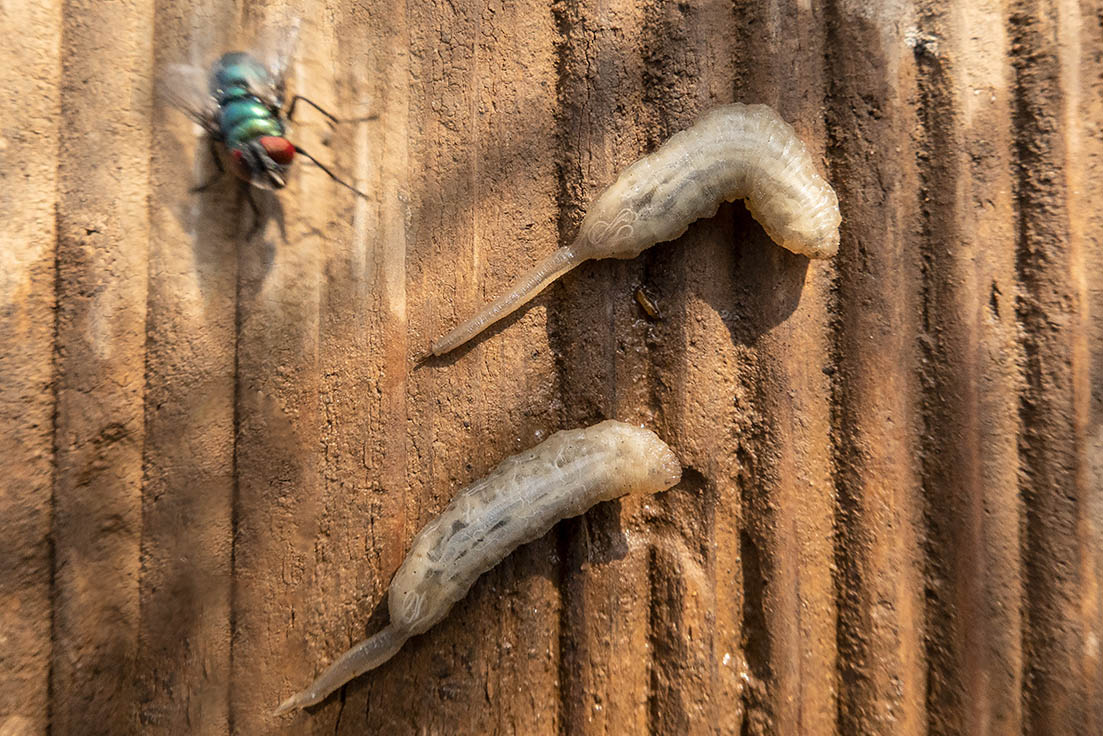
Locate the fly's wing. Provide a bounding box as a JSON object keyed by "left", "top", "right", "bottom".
{"left": 158, "top": 63, "right": 218, "bottom": 134}
{"left": 247, "top": 13, "right": 302, "bottom": 109}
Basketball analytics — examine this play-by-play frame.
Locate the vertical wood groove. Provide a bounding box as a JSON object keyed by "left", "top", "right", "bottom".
{"left": 0, "top": 0, "right": 65, "bottom": 730}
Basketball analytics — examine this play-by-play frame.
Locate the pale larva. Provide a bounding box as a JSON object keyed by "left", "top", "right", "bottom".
{"left": 431, "top": 102, "right": 841, "bottom": 356}
{"left": 274, "top": 420, "right": 682, "bottom": 714}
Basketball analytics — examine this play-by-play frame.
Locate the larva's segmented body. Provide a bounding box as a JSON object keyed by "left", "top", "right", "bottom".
{"left": 275, "top": 420, "right": 682, "bottom": 714}
{"left": 431, "top": 102, "right": 841, "bottom": 356}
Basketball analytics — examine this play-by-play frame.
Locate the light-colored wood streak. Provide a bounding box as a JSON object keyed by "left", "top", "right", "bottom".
{"left": 826, "top": 2, "right": 928, "bottom": 733}
{"left": 138, "top": 3, "right": 240, "bottom": 734}
{"left": 50, "top": 0, "right": 153, "bottom": 733}
{"left": 0, "top": 1, "right": 62, "bottom": 733}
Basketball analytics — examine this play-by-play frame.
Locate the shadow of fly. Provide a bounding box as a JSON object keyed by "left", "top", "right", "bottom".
{"left": 159, "top": 17, "right": 369, "bottom": 236}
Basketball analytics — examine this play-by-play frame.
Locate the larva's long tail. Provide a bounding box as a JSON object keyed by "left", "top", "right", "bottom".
{"left": 431, "top": 245, "right": 582, "bottom": 356}
{"left": 273, "top": 625, "right": 408, "bottom": 715}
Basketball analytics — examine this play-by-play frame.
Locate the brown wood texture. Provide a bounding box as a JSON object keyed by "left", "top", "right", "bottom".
{"left": 2, "top": 0, "right": 1101, "bottom": 734}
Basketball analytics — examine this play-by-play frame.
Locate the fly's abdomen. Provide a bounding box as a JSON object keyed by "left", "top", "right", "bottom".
{"left": 209, "top": 52, "right": 267, "bottom": 98}
{"left": 209, "top": 52, "right": 285, "bottom": 149}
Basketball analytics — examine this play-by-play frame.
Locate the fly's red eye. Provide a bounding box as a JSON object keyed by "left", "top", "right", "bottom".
{"left": 259, "top": 136, "right": 295, "bottom": 166}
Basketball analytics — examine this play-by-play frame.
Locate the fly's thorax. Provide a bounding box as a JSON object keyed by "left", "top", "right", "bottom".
{"left": 218, "top": 98, "right": 284, "bottom": 150}
{"left": 220, "top": 99, "right": 274, "bottom": 134}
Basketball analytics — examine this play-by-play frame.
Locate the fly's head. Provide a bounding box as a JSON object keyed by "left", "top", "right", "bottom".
{"left": 230, "top": 136, "right": 296, "bottom": 190}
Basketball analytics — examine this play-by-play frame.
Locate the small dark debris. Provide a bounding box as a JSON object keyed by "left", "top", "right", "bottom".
{"left": 635, "top": 286, "right": 662, "bottom": 320}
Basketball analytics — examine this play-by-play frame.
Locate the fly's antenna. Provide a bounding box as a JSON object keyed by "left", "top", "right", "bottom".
{"left": 293, "top": 145, "right": 370, "bottom": 200}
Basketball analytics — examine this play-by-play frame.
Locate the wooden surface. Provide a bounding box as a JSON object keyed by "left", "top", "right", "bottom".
{"left": 2, "top": 0, "right": 1101, "bottom": 734}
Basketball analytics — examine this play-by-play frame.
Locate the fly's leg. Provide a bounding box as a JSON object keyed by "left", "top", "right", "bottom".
{"left": 191, "top": 138, "right": 225, "bottom": 193}
{"left": 243, "top": 186, "right": 263, "bottom": 239}
{"left": 286, "top": 95, "right": 339, "bottom": 124}
{"left": 285, "top": 98, "right": 375, "bottom": 200}
{"left": 292, "top": 145, "right": 370, "bottom": 199}
{"left": 232, "top": 180, "right": 263, "bottom": 239}
{"left": 286, "top": 95, "right": 378, "bottom": 124}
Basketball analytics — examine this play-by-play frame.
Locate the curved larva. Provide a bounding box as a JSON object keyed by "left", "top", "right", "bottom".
{"left": 274, "top": 420, "right": 682, "bottom": 714}
{"left": 431, "top": 102, "right": 840, "bottom": 356}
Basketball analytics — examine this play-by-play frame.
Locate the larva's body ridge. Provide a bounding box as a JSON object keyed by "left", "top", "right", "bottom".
{"left": 431, "top": 102, "right": 840, "bottom": 356}
{"left": 389, "top": 420, "right": 680, "bottom": 633}
{"left": 276, "top": 420, "right": 681, "bottom": 714}
{"left": 577, "top": 102, "right": 839, "bottom": 261}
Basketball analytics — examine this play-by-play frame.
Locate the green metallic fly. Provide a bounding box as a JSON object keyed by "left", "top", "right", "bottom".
{"left": 160, "top": 18, "right": 368, "bottom": 229}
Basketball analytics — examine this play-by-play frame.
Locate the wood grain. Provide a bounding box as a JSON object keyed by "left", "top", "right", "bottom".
{"left": 0, "top": 1, "right": 61, "bottom": 733}
{"left": 1, "top": 0, "right": 1100, "bottom": 734}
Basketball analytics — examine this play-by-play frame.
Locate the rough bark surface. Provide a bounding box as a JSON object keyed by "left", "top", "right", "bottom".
{"left": 1, "top": 0, "right": 1101, "bottom": 734}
